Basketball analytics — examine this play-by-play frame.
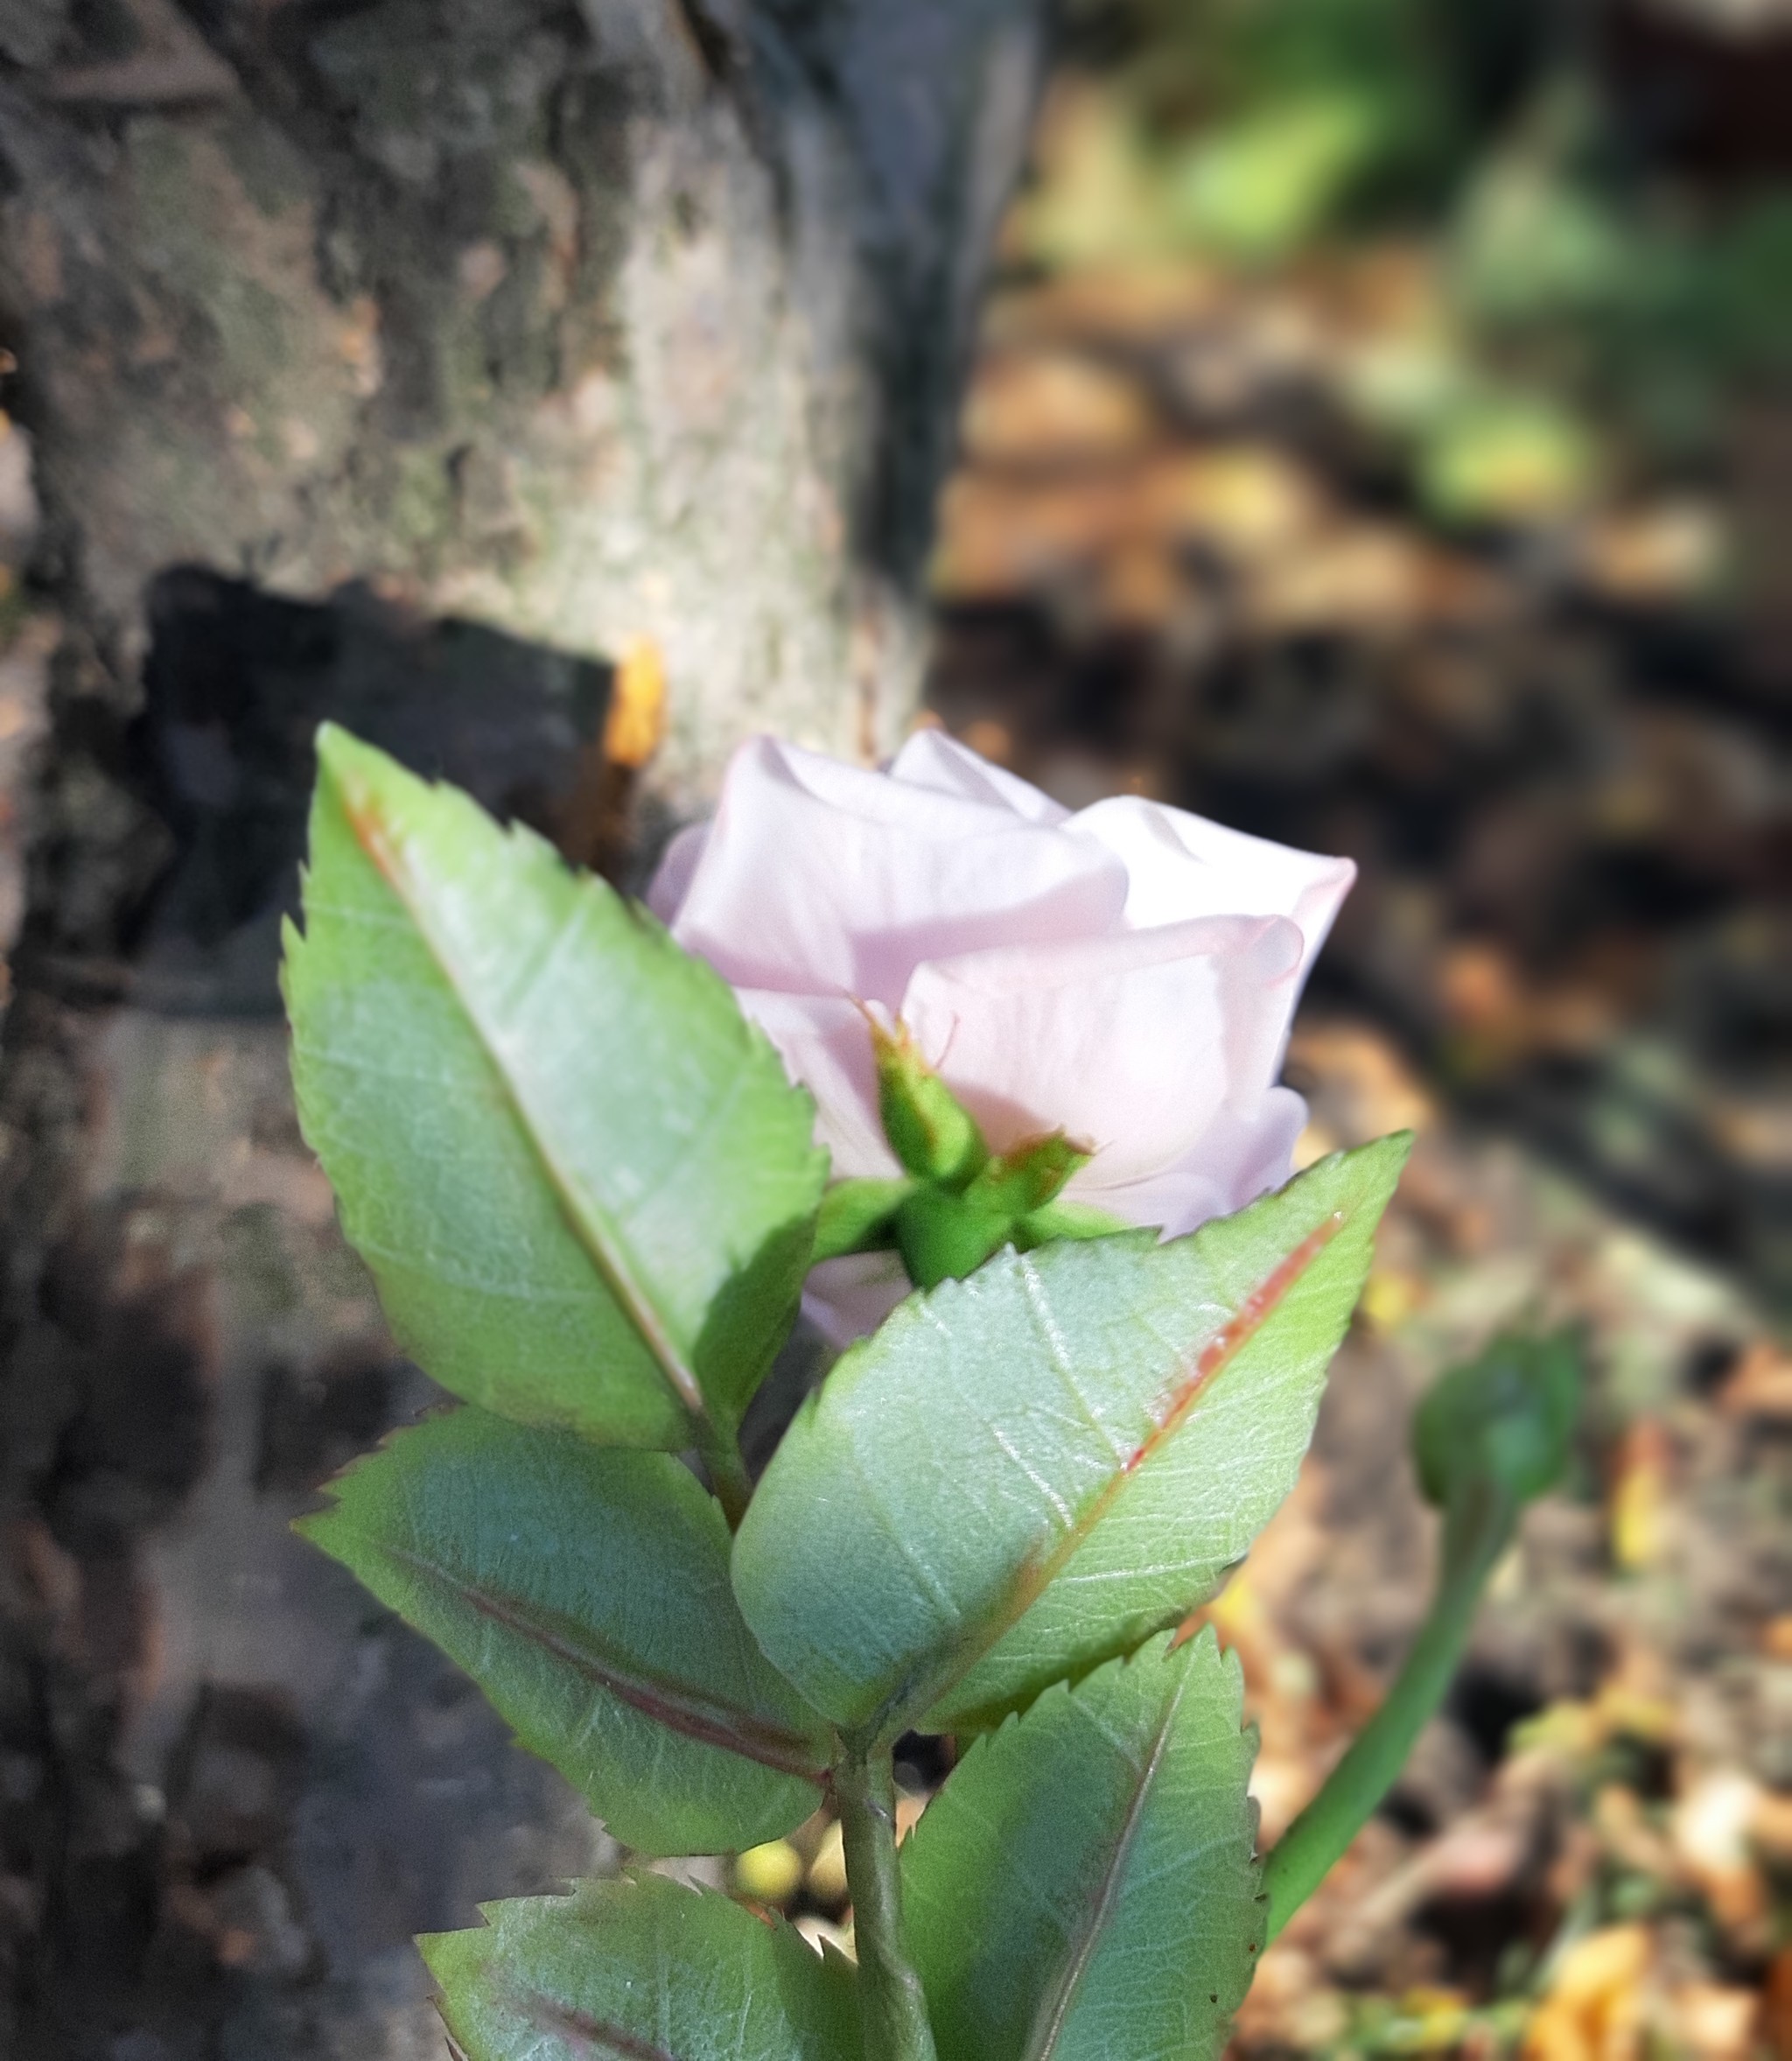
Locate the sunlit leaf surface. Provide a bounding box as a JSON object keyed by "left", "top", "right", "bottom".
{"left": 299, "top": 1408, "right": 831, "bottom": 1856}
{"left": 284, "top": 726, "right": 826, "bottom": 1448}
{"left": 424, "top": 1875, "right": 862, "bottom": 2061}
{"left": 734, "top": 1137, "right": 1409, "bottom": 1735}
{"left": 904, "top": 1629, "right": 1262, "bottom": 2061}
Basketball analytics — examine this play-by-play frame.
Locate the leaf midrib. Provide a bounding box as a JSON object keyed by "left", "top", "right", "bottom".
{"left": 380, "top": 1539, "right": 829, "bottom": 1784}
{"left": 1023, "top": 1664, "right": 1189, "bottom": 2061}
{"left": 341, "top": 786, "right": 709, "bottom": 1425}
{"left": 901, "top": 1212, "right": 1343, "bottom": 1733}
{"left": 506, "top": 1994, "right": 682, "bottom": 2061}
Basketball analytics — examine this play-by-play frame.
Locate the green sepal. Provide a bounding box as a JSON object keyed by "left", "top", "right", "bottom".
{"left": 886, "top": 1123, "right": 1094, "bottom": 1290}
{"left": 824, "top": 1047, "right": 1102, "bottom": 1286}
{"left": 892, "top": 1188, "right": 1015, "bottom": 1291}
{"left": 298, "top": 1407, "right": 831, "bottom": 1857}
{"left": 424, "top": 1875, "right": 863, "bottom": 2061}
{"left": 814, "top": 1177, "right": 914, "bottom": 1262}
{"left": 962, "top": 1131, "right": 1090, "bottom": 1218}
{"left": 1014, "top": 1196, "right": 1129, "bottom": 1246}
{"left": 873, "top": 1020, "right": 989, "bottom": 1189}
{"left": 1413, "top": 1328, "right": 1582, "bottom": 1516}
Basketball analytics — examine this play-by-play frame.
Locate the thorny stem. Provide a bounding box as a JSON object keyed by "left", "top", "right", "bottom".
{"left": 836, "top": 1741, "right": 938, "bottom": 2061}
{"left": 1261, "top": 1476, "right": 1515, "bottom": 1943}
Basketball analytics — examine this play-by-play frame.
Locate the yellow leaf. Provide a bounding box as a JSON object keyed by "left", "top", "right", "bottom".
{"left": 604, "top": 636, "right": 666, "bottom": 770}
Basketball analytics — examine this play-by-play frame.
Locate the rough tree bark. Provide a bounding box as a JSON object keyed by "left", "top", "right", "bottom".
{"left": 0, "top": 3, "right": 1049, "bottom": 2052}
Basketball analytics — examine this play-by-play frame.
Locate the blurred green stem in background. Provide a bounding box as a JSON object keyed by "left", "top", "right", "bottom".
{"left": 1262, "top": 1332, "right": 1582, "bottom": 1942}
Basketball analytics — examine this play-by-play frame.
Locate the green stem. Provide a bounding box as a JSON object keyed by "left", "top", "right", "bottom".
{"left": 698, "top": 1424, "right": 753, "bottom": 1532}
{"left": 836, "top": 1742, "right": 938, "bottom": 2061}
{"left": 1261, "top": 1482, "right": 1514, "bottom": 1943}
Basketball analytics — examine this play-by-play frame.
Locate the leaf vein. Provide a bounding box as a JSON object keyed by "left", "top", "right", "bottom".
{"left": 1024, "top": 1665, "right": 1190, "bottom": 2061}
{"left": 374, "top": 1539, "right": 826, "bottom": 1784}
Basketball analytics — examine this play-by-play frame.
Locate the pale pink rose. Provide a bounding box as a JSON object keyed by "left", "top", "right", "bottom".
{"left": 649, "top": 730, "right": 1354, "bottom": 1342}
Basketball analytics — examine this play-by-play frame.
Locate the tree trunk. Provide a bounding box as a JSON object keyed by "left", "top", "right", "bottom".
{"left": 0, "top": 3, "right": 1048, "bottom": 2051}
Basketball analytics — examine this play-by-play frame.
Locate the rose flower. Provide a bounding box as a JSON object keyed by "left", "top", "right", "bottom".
{"left": 649, "top": 730, "right": 1354, "bottom": 1341}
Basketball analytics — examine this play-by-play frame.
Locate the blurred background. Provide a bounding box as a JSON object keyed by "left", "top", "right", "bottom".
{"left": 0, "top": 1, "right": 1788, "bottom": 2055}
{"left": 933, "top": 0, "right": 1789, "bottom": 1302}
{"left": 927, "top": 4, "right": 1792, "bottom": 2054}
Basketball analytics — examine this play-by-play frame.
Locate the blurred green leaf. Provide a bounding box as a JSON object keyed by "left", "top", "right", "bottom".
{"left": 1451, "top": 90, "right": 1634, "bottom": 331}
{"left": 424, "top": 1875, "right": 862, "bottom": 2061}
{"left": 298, "top": 1408, "right": 830, "bottom": 1856}
{"left": 904, "top": 1629, "right": 1262, "bottom": 2061}
{"left": 1418, "top": 388, "right": 1599, "bottom": 524}
{"left": 734, "top": 1137, "right": 1410, "bottom": 1738}
{"left": 1169, "top": 93, "right": 1382, "bottom": 260}
{"left": 284, "top": 726, "right": 827, "bottom": 1448}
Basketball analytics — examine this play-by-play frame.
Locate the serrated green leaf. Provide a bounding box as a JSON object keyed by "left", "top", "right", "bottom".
{"left": 733, "top": 1137, "right": 1410, "bottom": 1736}
{"left": 424, "top": 1875, "right": 862, "bottom": 2061}
{"left": 903, "top": 1629, "right": 1262, "bottom": 2061}
{"left": 284, "top": 726, "right": 827, "bottom": 1448}
{"left": 298, "top": 1407, "right": 830, "bottom": 1855}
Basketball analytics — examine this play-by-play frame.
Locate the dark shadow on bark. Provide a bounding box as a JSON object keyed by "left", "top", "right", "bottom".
{"left": 0, "top": 5, "right": 1054, "bottom": 2049}
{"left": 47, "top": 568, "right": 614, "bottom": 1015}
{"left": 0, "top": 572, "right": 633, "bottom": 2058}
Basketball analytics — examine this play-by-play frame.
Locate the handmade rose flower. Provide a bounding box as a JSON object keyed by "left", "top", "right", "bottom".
{"left": 649, "top": 729, "right": 1354, "bottom": 1339}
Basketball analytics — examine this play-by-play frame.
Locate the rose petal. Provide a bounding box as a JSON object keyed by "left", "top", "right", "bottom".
{"left": 673, "top": 736, "right": 1126, "bottom": 1005}
{"left": 645, "top": 820, "right": 709, "bottom": 924}
{"left": 1068, "top": 794, "right": 1354, "bottom": 982}
{"left": 1072, "top": 1085, "right": 1310, "bottom": 1234}
{"left": 888, "top": 727, "right": 1069, "bottom": 825}
{"left": 648, "top": 734, "right": 1063, "bottom": 929}
{"left": 901, "top": 915, "right": 1305, "bottom": 1187}
{"left": 733, "top": 988, "right": 897, "bottom": 1181}
{"left": 802, "top": 1249, "right": 913, "bottom": 1349}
